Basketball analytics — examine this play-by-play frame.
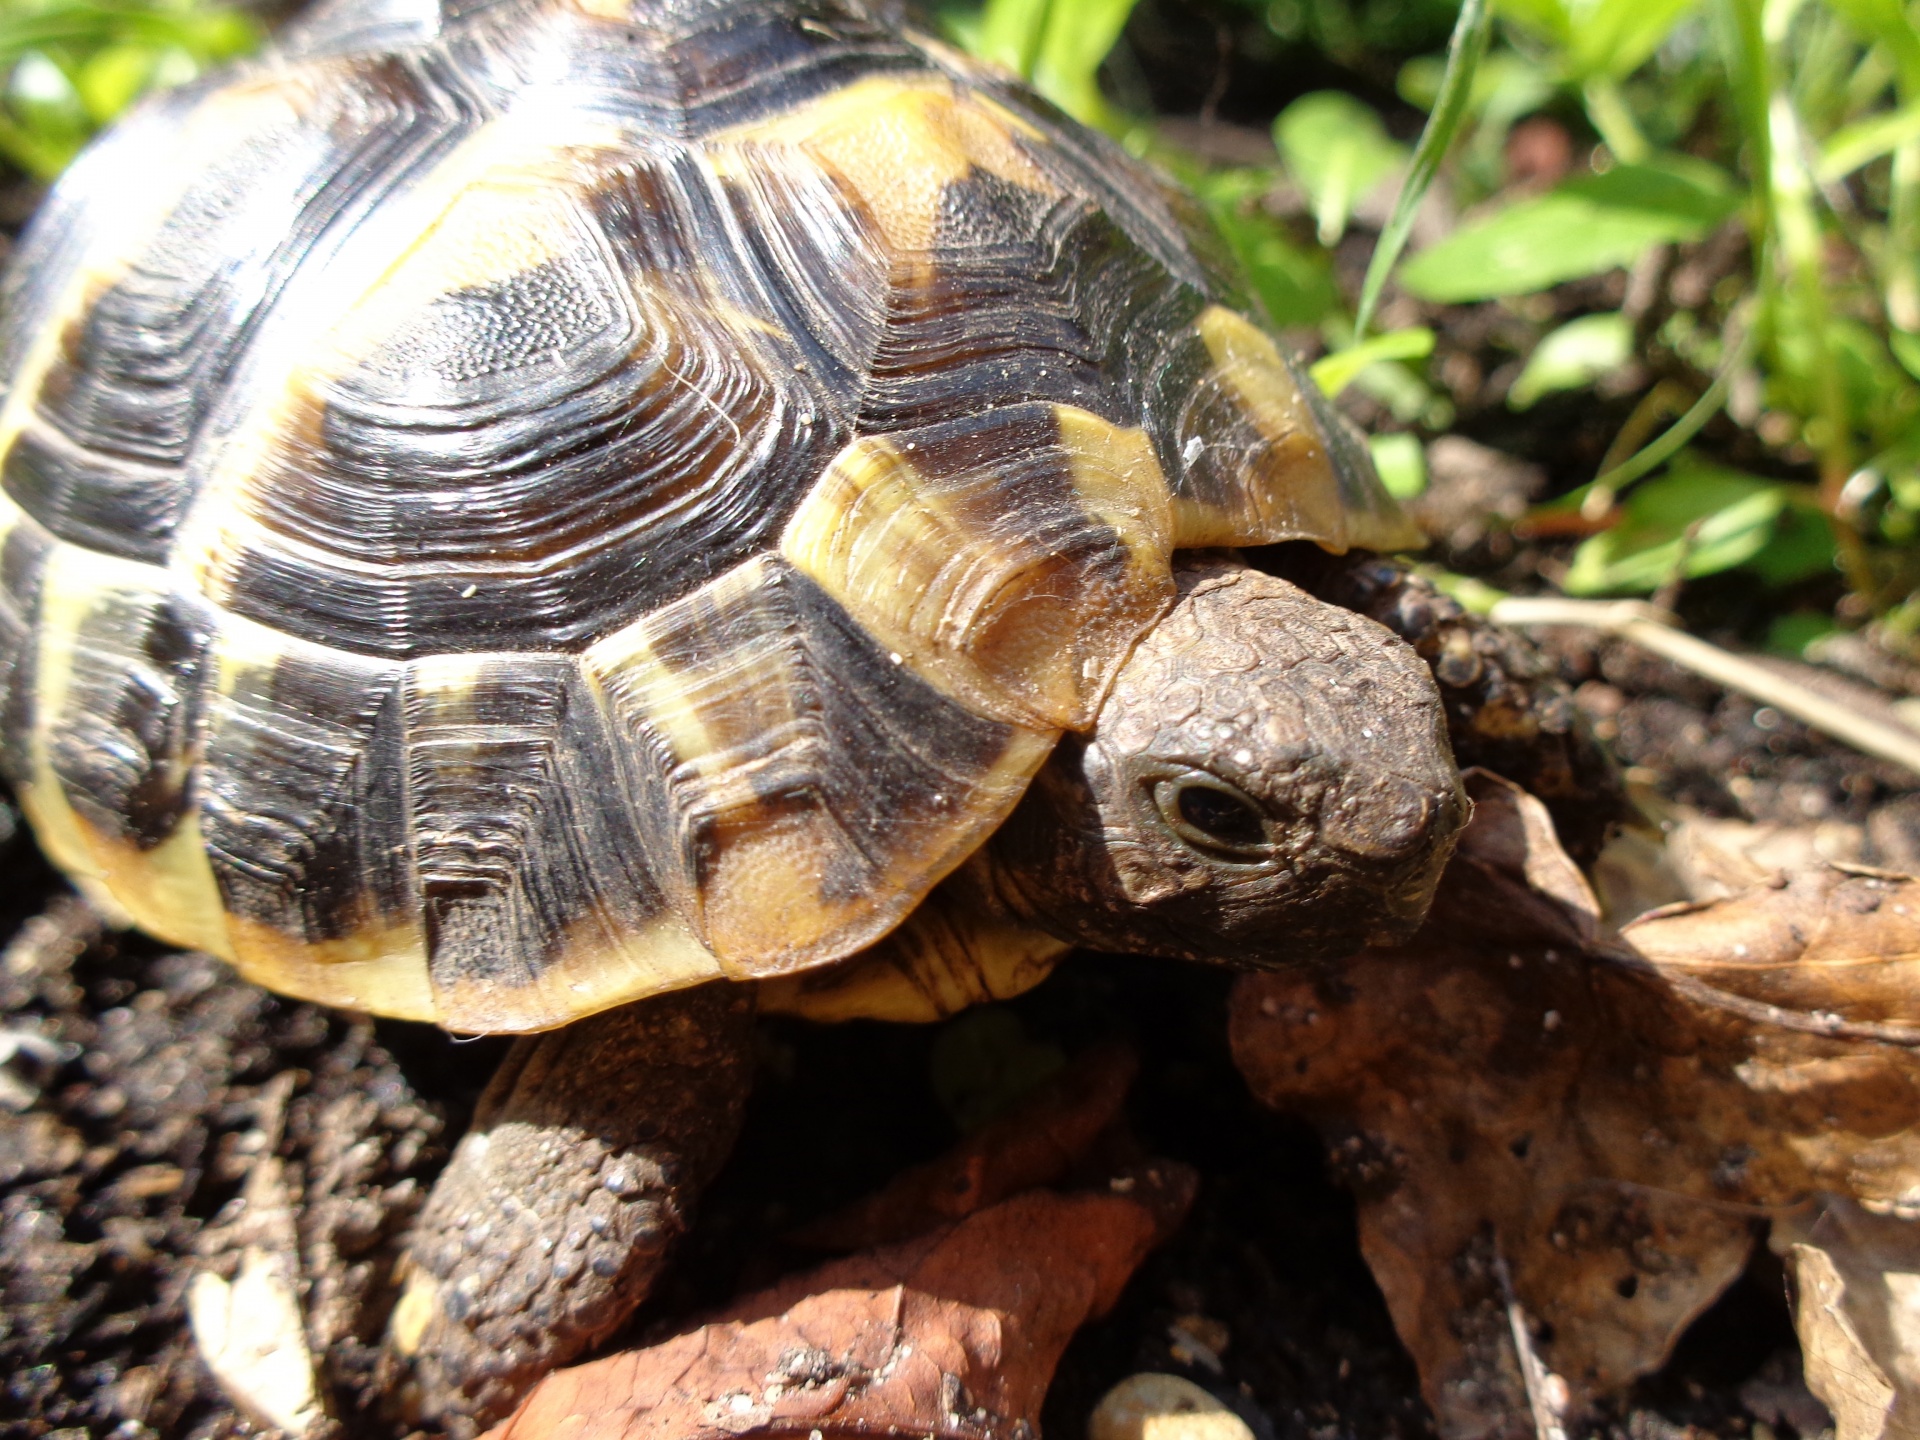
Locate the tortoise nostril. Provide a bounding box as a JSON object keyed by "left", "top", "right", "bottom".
{"left": 1320, "top": 778, "right": 1441, "bottom": 861}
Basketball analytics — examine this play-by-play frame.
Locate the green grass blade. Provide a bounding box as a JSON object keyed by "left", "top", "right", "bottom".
{"left": 975, "top": 0, "right": 1052, "bottom": 76}
{"left": 1310, "top": 325, "right": 1435, "bottom": 397}
{"left": 1824, "top": 0, "right": 1920, "bottom": 94}
{"left": 1353, "top": 0, "right": 1492, "bottom": 339}
{"left": 1586, "top": 319, "right": 1757, "bottom": 511}
{"left": 1032, "top": 0, "right": 1139, "bottom": 130}
{"left": 1820, "top": 96, "right": 1920, "bottom": 181}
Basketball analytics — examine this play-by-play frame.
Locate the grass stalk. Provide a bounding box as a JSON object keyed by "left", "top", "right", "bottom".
{"left": 1352, "top": 0, "right": 1492, "bottom": 340}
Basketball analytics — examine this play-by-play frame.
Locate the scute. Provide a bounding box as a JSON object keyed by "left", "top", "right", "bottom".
{"left": 0, "top": 53, "right": 463, "bottom": 564}
{"left": 0, "top": 0, "right": 1420, "bottom": 1031}
{"left": 582, "top": 553, "right": 1055, "bottom": 980}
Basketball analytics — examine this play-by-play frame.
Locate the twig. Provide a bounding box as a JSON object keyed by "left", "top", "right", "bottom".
{"left": 1597, "top": 939, "right": 1920, "bottom": 1047}
{"left": 1491, "top": 1249, "right": 1568, "bottom": 1440}
{"left": 1489, "top": 596, "right": 1920, "bottom": 779}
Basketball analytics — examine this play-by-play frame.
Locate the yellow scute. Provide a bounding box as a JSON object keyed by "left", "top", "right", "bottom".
{"left": 711, "top": 75, "right": 1058, "bottom": 253}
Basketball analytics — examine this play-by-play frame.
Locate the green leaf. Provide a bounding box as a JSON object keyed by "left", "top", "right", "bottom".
{"left": 1357, "top": 0, "right": 1494, "bottom": 336}
{"left": 1425, "top": 565, "right": 1510, "bottom": 614}
{"left": 1767, "top": 610, "right": 1839, "bottom": 657}
{"left": 1494, "top": 0, "right": 1573, "bottom": 48}
{"left": 1368, "top": 432, "right": 1428, "bottom": 499}
{"left": 1030, "top": 0, "right": 1139, "bottom": 130}
{"left": 1564, "top": 0, "right": 1696, "bottom": 82}
{"left": 1892, "top": 328, "right": 1920, "bottom": 384}
{"left": 971, "top": 0, "right": 1141, "bottom": 129}
{"left": 1824, "top": 0, "right": 1920, "bottom": 94}
{"left": 1398, "top": 156, "right": 1740, "bottom": 303}
{"left": 0, "top": 0, "right": 261, "bottom": 177}
{"left": 1819, "top": 96, "right": 1920, "bottom": 181}
{"left": 1398, "top": 46, "right": 1549, "bottom": 116}
{"left": 1273, "top": 91, "right": 1408, "bottom": 245}
{"left": 1562, "top": 458, "right": 1834, "bottom": 595}
{"left": 1310, "top": 326, "right": 1436, "bottom": 398}
{"left": 1496, "top": 0, "right": 1693, "bottom": 80}
{"left": 974, "top": 0, "right": 1051, "bottom": 74}
{"left": 1508, "top": 311, "right": 1633, "bottom": 408}
{"left": 75, "top": 42, "right": 154, "bottom": 123}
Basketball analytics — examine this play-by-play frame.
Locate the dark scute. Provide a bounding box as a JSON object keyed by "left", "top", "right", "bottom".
{"left": 1140, "top": 321, "right": 1320, "bottom": 518}
{"left": 886, "top": 401, "right": 1070, "bottom": 502}
{"left": 4, "top": 53, "right": 458, "bottom": 562}
{"left": 777, "top": 567, "right": 1021, "bottom": 907}
{"left": 856, "top": 174, "right": 1113, "bottom": 432}
{"left": 957, "top": 74, "right": 1222, "bottom": 300}
{"left": 857, "top": 176, "right": 1217, "bottom": 437}
{"left": 365, "top": 254, "right": 622, "bottom": 394}
{"left": 404, "top": 653, "right": 671, "bottom": 989}
{"left": 46, "top": 588, "right": 213, "bottom": 851}
{"left": 200, "top": 645, "right": 415, "bottom": 942}
{"left": 1049, "top": 204, "right": 1211, "bottom": 395}
{"left": 0, "top": 85, "right": 206, "bottom": 387}
{"left": 713, "top": 153, "right": 887, "bottom": 407}
{"left": 221, "top": 162, "right": 843, "bottom": 656}
{"left": 1138, "top": 321, "right": 1215, "bottom": 488}
{"left": 3, "top": 426, "right": 180, "bottom": 565}
{"left": 877, "top": 401, "right": 1142, "bottom": 654}
{"left": 662, "top": 0, "right": 923, "bottom": 134}
{"left": 0, "top": 522, "right": 51, "bottom": 789}
{"left": 434, "top": 0, "right": 685, "bottom": 133}
{"left": 610, "top": 558, "right": 1023, "bottom": 912}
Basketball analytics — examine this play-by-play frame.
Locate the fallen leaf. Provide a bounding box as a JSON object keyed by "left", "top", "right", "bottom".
{"left": 487, "top": 1166, "right": 1196, "bottom": 1440}
{"left": 1660, "top": 811, "right": 1867, "bottom": 900}
{"left": 1774, "top": 1196, "right": 1920, "bottom": 1439}
{"left": 1229, "top": 770, "right": 1920, "bottom": 1438}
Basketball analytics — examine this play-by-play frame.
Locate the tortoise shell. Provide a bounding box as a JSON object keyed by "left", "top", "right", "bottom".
{"left": 0, "top": 0, "right": 1417, "bottom": 1032}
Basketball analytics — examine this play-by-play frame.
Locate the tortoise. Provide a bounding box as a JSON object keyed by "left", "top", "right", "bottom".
{"left": 0, "top": 0, "right": 1538, "bottom": 1423}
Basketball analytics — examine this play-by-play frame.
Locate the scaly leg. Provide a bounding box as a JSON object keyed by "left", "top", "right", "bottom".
{"left": 381, "top": 983, "right": 754, "bottom": 1432}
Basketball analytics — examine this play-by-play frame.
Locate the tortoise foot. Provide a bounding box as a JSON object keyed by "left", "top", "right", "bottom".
{"left": 381, "top": 984, "right": 754, "bottom": 1433}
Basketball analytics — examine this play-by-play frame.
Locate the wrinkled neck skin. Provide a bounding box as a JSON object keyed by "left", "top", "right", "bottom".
{"left": 967, "top": 557, "right": 1469, "bottom": 968}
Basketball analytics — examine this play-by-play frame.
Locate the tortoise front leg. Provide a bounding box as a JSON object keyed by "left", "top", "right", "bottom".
{"left": 381, "top": 983, "right": 755, "bottom": 1433}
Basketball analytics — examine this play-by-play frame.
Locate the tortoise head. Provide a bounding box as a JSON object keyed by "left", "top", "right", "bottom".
{"left": 975, "top": 558, "right": 1468, "bottom": 966}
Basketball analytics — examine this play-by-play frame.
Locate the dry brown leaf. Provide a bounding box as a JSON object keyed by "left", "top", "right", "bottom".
{"left": 1661, "top": 812, "right": 1867, "bottom": 900}
{"left": 1229, "top": 770, "right": 1920, "bottom": 1439}
{"left": 1773, "top": 1196, "right": 1920, "bottom": 1440}
{"left": 793, "top": 1043, "right": 1139, "bottom": 1251}
{"left": 487, "top": 1167, "right": 1196, "bottom": 1440}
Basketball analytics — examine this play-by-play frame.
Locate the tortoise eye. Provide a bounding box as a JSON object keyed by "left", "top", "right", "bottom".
{"left": 1152, "top": 774, "right": 1271, "bottom": 859}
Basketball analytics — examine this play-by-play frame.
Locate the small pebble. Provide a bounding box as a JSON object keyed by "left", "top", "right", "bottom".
{"left": 1088, "top": 1374, "right": 1254, "bottom": 1440}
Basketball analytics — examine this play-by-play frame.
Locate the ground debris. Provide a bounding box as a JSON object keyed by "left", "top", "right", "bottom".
{"left": 487, "top": 1169, "right": 1196, "bottom": 1440}
{"left": 1230, "top": 769, "right": 1920, "bottom": 1438}
{"left": 1087, "top": 1372, "right": 1255, "bottom": 1440}
{"left": 0, "top": 915, "right": 457, "bottom": 1440}
{"left": 1772, "top": 1197, "right": 1920, "bottom": 1440}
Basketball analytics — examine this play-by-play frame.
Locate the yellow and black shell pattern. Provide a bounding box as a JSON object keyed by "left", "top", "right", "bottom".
{"left": 0, "top": 0, "right": 1418, "bottom": 1033}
